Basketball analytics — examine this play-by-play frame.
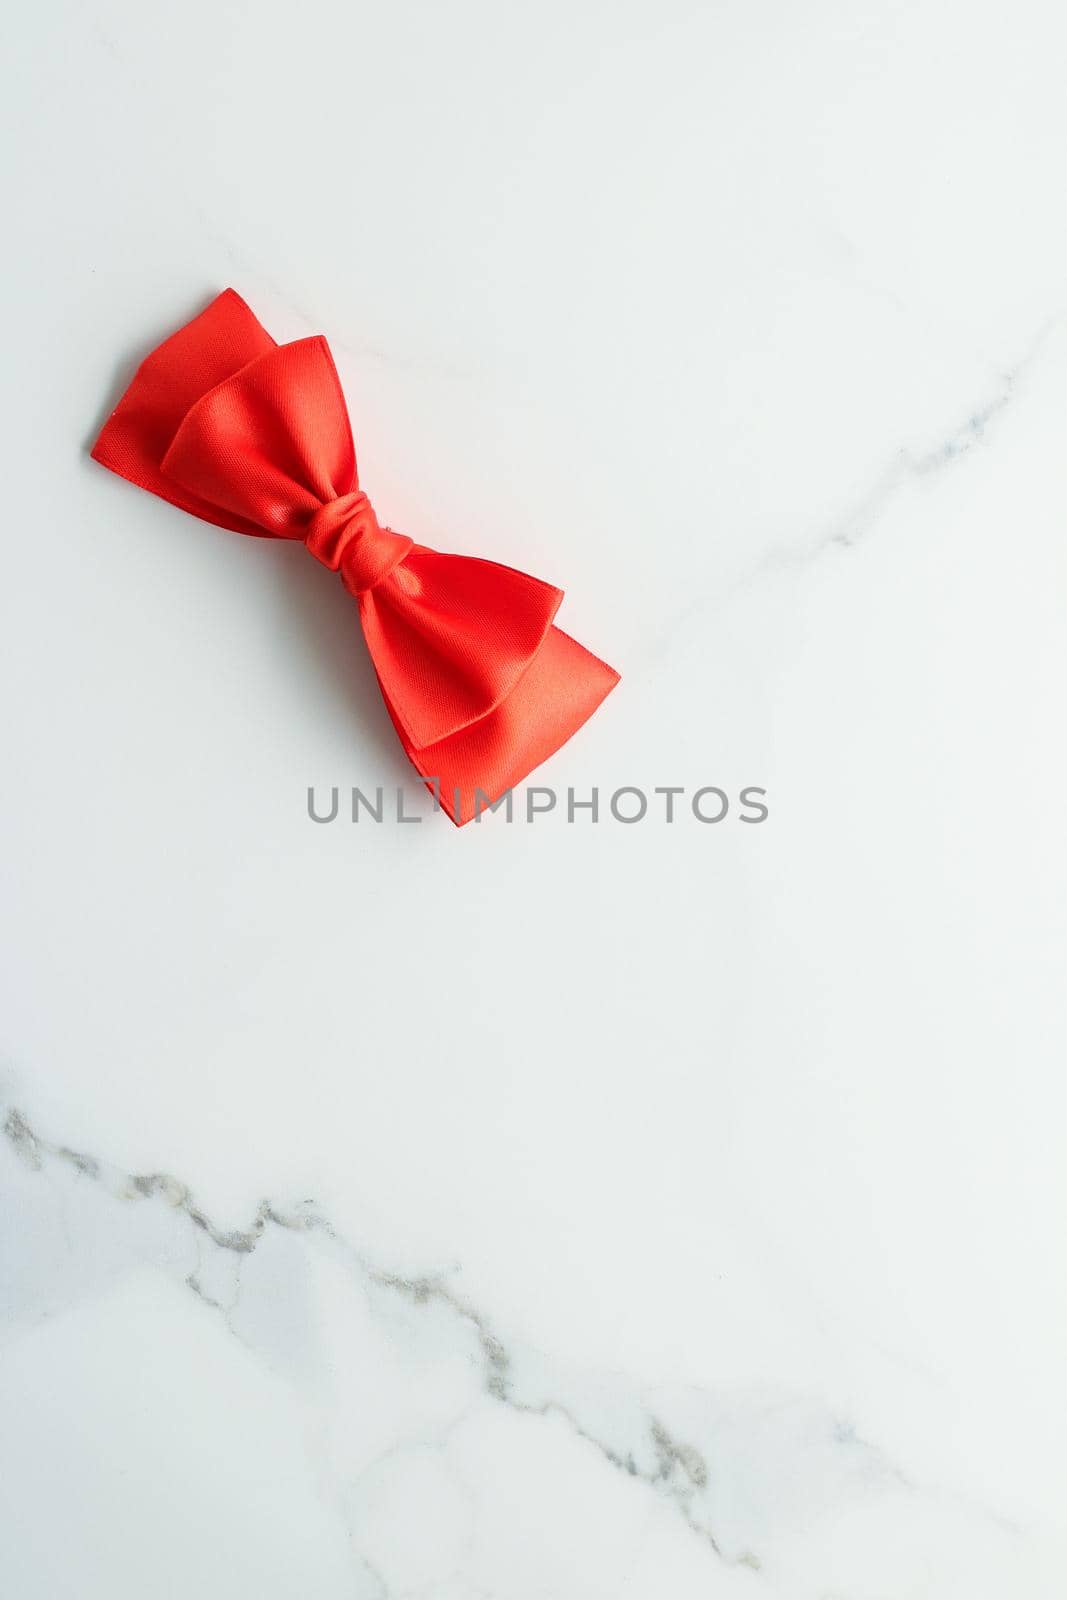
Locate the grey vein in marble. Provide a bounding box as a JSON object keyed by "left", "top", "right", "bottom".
{"left": 643, "top": 318, "right": 1059, "bottom": 666}
{"left": 6, "top": 1099, "right": 1019, "bottom": 1593}
{"left": 0, "top": 1102, "right": 913, "bottom": 1578}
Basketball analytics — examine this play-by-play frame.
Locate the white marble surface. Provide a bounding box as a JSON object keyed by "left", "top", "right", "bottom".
{"left": 2, "top": 1, "right": 1066, "bottom": 1594}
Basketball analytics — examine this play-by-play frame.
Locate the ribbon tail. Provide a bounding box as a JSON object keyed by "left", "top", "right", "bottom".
{"left": 378, "top": 627, "right": 620, "bottom": 825}
{"left": 90, "top": 290, "right": 279, "bottom": 534}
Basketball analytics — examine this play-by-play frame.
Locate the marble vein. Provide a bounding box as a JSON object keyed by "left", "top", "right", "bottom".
{"left": 779, "top": 318, "right": 1057, "bottom": 563}
{"left": 2, "top": 1101, "right": 910, "bottom": 1579}
{"left": 642, "top": 316, "right": 1059, "bottom": 665}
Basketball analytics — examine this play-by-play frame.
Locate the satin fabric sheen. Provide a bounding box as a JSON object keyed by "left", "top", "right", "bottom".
{"left": 91, "top": 290, "right": 619, "bottom": 824}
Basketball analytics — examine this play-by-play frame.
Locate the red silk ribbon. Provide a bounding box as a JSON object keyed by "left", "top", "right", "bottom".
{"left": 92, "top": 290, "right": 619, "bottom": 824}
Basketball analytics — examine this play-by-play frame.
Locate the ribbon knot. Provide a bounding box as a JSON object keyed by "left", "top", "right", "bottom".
{"left": 90, "top": 289, "right": 618, "bottom": 824}
{"left": 305, "top": 491, "right": 414, "bottom": 595}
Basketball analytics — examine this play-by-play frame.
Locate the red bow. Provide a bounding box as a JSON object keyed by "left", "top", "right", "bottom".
{"left": 92, "top": 290, "right": 619, "bottom": 824}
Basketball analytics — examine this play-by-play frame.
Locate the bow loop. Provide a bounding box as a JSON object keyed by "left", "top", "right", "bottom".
{"left": 359, "top": 551, "right": 564, "bottom": 748}
{"left": 161, "top": 336, "right": 357, "bottom": 537}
